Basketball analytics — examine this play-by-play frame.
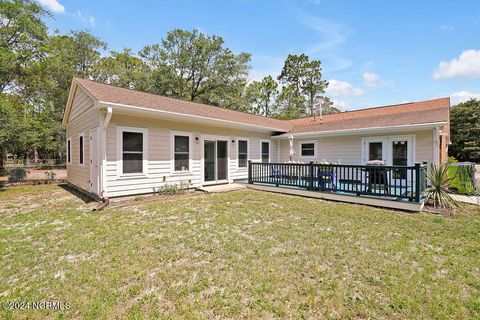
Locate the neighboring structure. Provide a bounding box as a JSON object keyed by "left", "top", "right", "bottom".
{"left": 62, "top": 77, "right": 450, "bottom": 199}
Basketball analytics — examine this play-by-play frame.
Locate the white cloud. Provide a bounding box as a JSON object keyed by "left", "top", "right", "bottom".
{"left": 326, "top": 79, "right": 365, "bottom": 97}
{"left": 450, "top": 91, "right": 480, "bottom": 105}
{"left": 433, "top": 49, "right": 480, "bottom": 80}
{"left": 331, "top": 98, "right": 348, "bottom": 110}
{"left": 300, "top": 14, "right": 349, "bottom": 52}
{"left": 248, "top": 54, "right": 284, "bottom": 82}
{"left": 37, "top": 0, "right": 65, "bottom": 13}
{"left": 299, "top": 13, "right": 353, "bottom": 72}
{"left": 362, "top": 72, "right": 381, "bottom": 87}
{"left": 440, "top": 24, "right": 454, "bottom": 32}
{"left": 75, "top": 10, "right": 95, "bottom": 27}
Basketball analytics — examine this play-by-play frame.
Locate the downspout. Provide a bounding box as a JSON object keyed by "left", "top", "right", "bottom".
{"left": 100, "top": 107, "right": 112, "bottom": 204}
{"left": 433, "top": 127, "right": 440, "bottom": 165}
{"left": 104, "top": 107, "right": 112, "bottom": 129}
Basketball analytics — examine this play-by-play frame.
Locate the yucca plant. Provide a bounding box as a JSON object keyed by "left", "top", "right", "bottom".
{"left": 424, "top": 164, "right": 458, "bottom": 209}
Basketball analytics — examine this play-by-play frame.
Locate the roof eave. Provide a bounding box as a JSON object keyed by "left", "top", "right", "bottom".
{"left": 97, "top": 101, "right": 289, "bottom": 133}
{"left": 272, "top": 122, "right": 448, "bottom": 138}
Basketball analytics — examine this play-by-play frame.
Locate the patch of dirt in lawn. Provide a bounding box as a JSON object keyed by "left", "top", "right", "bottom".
{"left": 0, "top": 186, "right": 97, "bottom": 216}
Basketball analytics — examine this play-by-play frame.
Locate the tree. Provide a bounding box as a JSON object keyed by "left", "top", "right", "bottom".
{"left": 276, "top": 54, "right": 329, "bottom": 119}
{"left": 0, "top": 0, "right": 49, "bottom": 93}
{"left": 93, "top": 48, "right": 149, "bottom": 90}
{"left": 301, "top": 60, "right": 328, "bottom": 116}
{"left": 449, "top": 99, "right": 480, "bottom": 162}
{"left": 17, "top": 30, "right": 107, "bottom": 161}
{"left": 139, "top": 29, "right": 251, "bottom": 109}
{"left": 274, "top": 85, "right": 306, "bottom": 120}
{"left": 245, "top": 75, "right": 278, "bottom": 116}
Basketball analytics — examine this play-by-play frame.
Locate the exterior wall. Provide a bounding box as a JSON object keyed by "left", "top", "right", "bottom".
{"left": 278, "top": 129, "right": 435, "bottom": 164}
{"left": 104, "top": 113, "right": 276, "bottom": 197}
{"left": 65, "top": 88, "right": 100, "bottom": 192}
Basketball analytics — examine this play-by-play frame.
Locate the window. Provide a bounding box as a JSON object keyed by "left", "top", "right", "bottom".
{"left": 301, "top": 143, "right": 315, "bottom": 156}
{"left": 238, "top": 140, "right": 248, "bottom": 168}
{"left": 368, "top": 142, "right": 383, "bottom": 161}
{"left": 117, "top": 126, "right": 148, "bottom": 177}
{"left": 122, "top": 132, "right": 143, "bottom": 174}
{"left": 174, "top": 135, "right": 190, "bottom": 171}
{"left": 67, "top": 137, "right": 71, "bottom": 164}
{"left": 261, "top": 141, "right": 269, "bottom": 163}
{"left": 79, "top": 134, "right": 84, "bottom": 165}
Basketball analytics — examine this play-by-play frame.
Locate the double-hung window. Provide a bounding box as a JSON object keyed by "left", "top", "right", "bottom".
{"left": 238, "top": 139, "right": 248, "bottom": 168}
{"left": 261, "top": 141, "right": 270, "bottom": 163}
{"left": 122, "top": 132, "right": 143, "bottom": 174}
{"left": 300, "top": 141, "right": 317, "bottom": 158}
{"left": 174, "top": 135, "right": 190, "bottom": 172}
{"left": 117, "top": 126, "right": 148, "bottom": 176}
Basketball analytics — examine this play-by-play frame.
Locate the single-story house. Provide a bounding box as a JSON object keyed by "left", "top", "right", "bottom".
{"left": 62, "top": 77, "right": 450, "bottom": 200}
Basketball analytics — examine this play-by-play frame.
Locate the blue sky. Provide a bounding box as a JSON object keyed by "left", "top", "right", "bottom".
{"left": 39, "top": 0, "right": 480, "bottom": 110}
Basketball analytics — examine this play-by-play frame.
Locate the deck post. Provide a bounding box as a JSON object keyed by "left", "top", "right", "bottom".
{"left": 414, "top": 162, "right": 421, "bottom": 202}
{"left": 309, "top": 161, "right": 314, "bottom": 191}
{"left": 248, "top": 160, "right": 252, "bottom": 184}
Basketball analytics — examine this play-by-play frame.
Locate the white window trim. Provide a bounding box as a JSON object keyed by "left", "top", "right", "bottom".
{"left": 361, "top": 134, "right": 416, "bottom": 165}
{"left": 78, "top": 132, "right": 85, "bottom": 167}
{"left": 299, "top": 140, "right": 318, "bottom": 160}
{"left": 116, "top": 126, "right": 148, "bottom": 178}
{"left": 67, "top": 137, "right": 72, "bottom": 165}
{"left": 259, "top": 139, "right": 271, "bottom": 162}
{"left": 170, "top": 131, "right": 193, "bottom": 175}
{"left": 236, "top": 137, "right": 249, "bottom": 170}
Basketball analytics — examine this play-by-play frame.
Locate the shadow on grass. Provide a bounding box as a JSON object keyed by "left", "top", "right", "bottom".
{"left": 58, "top": 183, "right": 97, "bottom": 204}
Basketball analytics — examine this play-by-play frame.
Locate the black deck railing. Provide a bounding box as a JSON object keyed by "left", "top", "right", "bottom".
{"left": 248, "top": 161, "right": 428, "bottom": 203}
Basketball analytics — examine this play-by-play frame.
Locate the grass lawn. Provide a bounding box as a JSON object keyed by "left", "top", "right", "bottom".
{"left": 0, "top": 184, "right": 479, "bottom": 319}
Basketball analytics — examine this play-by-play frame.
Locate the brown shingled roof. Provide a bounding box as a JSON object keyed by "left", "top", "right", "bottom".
{"left": 72, "top": 78, "right": 449, "bottom": 134}
{"left": 74, "top": 77, "right": 290, "bottom": 131}
{"left": 288, "top": 98, "right": 450, "bottom": 133}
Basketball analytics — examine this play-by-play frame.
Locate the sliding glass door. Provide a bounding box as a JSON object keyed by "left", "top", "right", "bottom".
{"left": 217, "top": 141, "right": 228, "bottom": 181}
{"left": 204, "top": 140, "right": 216, "bottom": 182}
{"left": 204, "top": 139, "right": 228, "bottom": 184}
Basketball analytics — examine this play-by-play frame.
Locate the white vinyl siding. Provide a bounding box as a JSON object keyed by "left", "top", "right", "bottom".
{"left": 278, "top": 129, "right": 435, "bottom": 164}
{"left": 65, "top": 88, "right": 100, "bottom": 193}
{"left": 103, "top": 114, "right": 276, "bottom": 197}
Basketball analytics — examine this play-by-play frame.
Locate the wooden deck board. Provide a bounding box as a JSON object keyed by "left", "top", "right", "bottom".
{"left": 244, "top": 183, "right": 424, "bottom": 212}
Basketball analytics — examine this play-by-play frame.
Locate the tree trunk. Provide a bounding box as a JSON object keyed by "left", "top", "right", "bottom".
{"left": 34, "top": 147, "right": 39, "bottom": 164}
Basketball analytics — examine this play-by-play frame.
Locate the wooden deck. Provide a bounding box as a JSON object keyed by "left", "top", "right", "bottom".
{"left": 244, "top": 183, "right": 425, "bottom": 212}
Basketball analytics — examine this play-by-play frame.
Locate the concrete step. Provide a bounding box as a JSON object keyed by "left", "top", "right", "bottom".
{"left": 197, "top": 183, "right": 246, "bottom": 193}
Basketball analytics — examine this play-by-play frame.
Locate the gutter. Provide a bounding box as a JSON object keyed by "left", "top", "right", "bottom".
{"left": 96, "top": 101, "right": 289, "bottom": 133}
{"left": 271, "top": 122, "right": 449, "bottom": 139}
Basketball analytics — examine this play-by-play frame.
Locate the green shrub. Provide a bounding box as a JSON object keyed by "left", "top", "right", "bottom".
{"left": 447, "top": 163, "right": 475, "bottom": 195}
{"left": 6, "top": 167, "right": 28, "bottom": 182}
{"left": 447, "top": 156, "right": 458, "bottom": 163}
{"left": 153, "top": 181, "right": 190, "bottom": 195}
